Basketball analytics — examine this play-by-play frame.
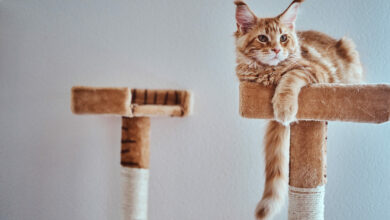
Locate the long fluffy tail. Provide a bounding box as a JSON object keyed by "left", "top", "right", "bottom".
{"left": 255, "top": 121, "right": 290, "bottom": 220}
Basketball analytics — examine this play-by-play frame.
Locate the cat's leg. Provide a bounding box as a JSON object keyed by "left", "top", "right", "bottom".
{"left": 272, "top": 70, "right": 310, "bottom": 125}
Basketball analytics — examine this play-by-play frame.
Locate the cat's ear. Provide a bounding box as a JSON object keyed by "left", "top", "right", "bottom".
{"left": 235, "top": 1, "right": 257, "bottom": 34}
{"left": 278, "top": 0, "right": 303, "bottom": 29}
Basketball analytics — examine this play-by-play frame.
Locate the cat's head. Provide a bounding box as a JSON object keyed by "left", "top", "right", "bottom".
{"left": 234, "top": 0, "right": 303, "bottom": 66}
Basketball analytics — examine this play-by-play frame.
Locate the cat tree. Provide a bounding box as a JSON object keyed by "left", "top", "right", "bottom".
{"left": 239, "top": 81, "right": 390, "bottom": 220}
{"left": 71, "top": 86, "right": 193, "bottom": 220}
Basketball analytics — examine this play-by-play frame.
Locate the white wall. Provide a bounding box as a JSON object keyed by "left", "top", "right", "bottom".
{"left": 0, "top": 0, "right": 389, "bottom": 219}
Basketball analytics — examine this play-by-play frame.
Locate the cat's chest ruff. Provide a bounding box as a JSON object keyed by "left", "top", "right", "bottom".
{"left": 257, "top": 66, "right": 287, "bottom": 85}
{"left": 237, "top": 64, "right": 286, "bottom": 85}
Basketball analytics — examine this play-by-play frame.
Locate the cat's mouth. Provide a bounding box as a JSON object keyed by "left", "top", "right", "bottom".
{"left": 262, "top": 54, "right": 284, "bottom": 66}
{"left": 270, "top": 55, "right": 281, "bottom": 62}
{"left": 250, "top": 52, "right": 286, "bottom": 66}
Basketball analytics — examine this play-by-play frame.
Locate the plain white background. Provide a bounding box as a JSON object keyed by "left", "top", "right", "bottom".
{"left": 1, "top": 0, "right": 389, "bottom": 219}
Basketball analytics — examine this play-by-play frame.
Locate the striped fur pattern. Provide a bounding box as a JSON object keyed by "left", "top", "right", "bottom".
{"left": 234, "top": 1, "right": 363, "bottom": 219}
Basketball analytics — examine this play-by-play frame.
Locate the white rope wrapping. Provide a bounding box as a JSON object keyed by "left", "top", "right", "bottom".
{"left": 121, "top": 167, "right": 149, "bottom": 220}
{"left": 288, "top": 185, "right": 325, "bottom": 220}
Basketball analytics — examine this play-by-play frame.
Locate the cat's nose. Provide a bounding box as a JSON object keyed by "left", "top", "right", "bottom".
{"left": 272, "top": 48, "right": 281, "bottom": 54}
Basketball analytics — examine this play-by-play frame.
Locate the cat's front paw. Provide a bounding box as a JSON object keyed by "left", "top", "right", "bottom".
{"left": 272, "top": 96, "right": 298, "bottom": 126}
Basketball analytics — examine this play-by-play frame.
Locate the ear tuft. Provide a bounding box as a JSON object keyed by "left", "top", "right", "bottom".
{"left": 278, "top": 2, "right": 301, "bottom": 29}
{"left": 234, "top": 0, "right": 246, "bottom": 6}
{"left": 235, "top": 1, "right": 256, "bottom": 34}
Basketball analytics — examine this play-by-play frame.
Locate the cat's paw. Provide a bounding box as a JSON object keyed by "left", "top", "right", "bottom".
{"left": 272, "top": 96, "right": 298, "bottom": 125}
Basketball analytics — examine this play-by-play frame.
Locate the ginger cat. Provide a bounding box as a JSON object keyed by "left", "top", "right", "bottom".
{"left": 234, "top": 0, "right": 363, "bottom": 219}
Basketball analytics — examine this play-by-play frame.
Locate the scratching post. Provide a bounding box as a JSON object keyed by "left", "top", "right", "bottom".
{"left": 121, "top": 117, "right": 150, "bottom": 169}
{"left": 71, "top": 86, "right": 193, "bottom": 220}
{"left": 121, "top": 117, "right": 150, "bottom": 220}
{"left": 239, "top": 82, "right": 390, "bottom": 220}
{"left": 289, "top": 121, "right": 327, "bottom": 220}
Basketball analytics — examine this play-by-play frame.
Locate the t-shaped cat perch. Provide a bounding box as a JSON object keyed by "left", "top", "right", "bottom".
{"left": 239, "top": 82, "right": 390, "bottom": 220}
{"left": 71, "top": 86, "right": 193, "bottom": 220}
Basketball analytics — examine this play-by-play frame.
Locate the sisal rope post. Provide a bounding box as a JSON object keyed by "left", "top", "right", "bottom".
{"left": 121, "top": 117, "right": 150, "bottom": 220}
{"left": 289, "top": 121, "right": 327, "bottom": 220}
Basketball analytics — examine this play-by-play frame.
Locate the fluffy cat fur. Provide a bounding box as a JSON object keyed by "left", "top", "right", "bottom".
{"left": 234, "top": 0, "right": 363, "bottom": 219}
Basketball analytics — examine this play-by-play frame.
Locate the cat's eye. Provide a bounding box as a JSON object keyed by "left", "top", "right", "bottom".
{"left": 280, "top": 34, "right": 288, "bottom": 42}
{"left": 258, "top": 35, "right": 268, "bottom": 43}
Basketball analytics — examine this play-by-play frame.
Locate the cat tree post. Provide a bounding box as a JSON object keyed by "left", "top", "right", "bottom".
{"left": 239, "top": 82, "right": 390, "bottom": 220}
{"left": 121, "top": 116, "right": 150, "bottom": 220}
{"left": 289, "top": 121, "right": 327, "bottom": 219}
{"left": 71, "top": 86, "right": 193, "bottom": 220}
